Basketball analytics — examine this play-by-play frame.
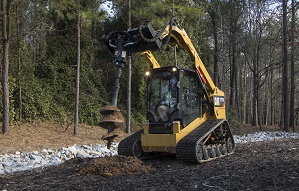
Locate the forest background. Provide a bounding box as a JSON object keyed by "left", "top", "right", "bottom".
{"left": 0, "top": 0, "right": 298, "bottom": 134}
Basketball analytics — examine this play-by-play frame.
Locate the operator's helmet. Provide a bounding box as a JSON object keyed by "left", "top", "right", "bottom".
{"left": 170, "top": 77, "right": 176, "bottom": 85}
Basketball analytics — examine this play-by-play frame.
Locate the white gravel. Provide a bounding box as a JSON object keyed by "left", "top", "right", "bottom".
{"left": 0, "top": 131, "right": 298, "bottom": 175}
{"left": 233, "top": 131, "right": 299, "bottom": 144}
{"left": 0, "top": 143, "right": 118, "bottom": 175}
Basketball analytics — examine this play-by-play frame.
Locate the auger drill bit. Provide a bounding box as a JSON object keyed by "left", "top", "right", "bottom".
{"left": 99, "top": 105, "right": 125, "bottom": 149}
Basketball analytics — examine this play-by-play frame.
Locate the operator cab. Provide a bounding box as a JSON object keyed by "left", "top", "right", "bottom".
{"left": 146, "top": 66, "right": 204, "bottom": 133}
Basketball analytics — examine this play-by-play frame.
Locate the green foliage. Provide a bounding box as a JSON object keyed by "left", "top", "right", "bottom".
{"left": 0, "top": 0, "right": 215, "bottom": 127}
{"left": 8, "top": 77, "right": 18, "bottom": 124}
{"left": 0, "top": 0, "right": 110, "bottom": 125}
{"left": 21, "top": 76, "right": 63, "bottom": 122}
{"left": 78, "top": 96, "right": 102, "bottom": 125}
{"left": 5, "top": 0, "right": 292, "bottom": 131}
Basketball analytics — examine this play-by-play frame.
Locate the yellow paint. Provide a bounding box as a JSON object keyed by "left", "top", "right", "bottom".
{"left": 140, "top": 51, "right": 160, "bottom": 69}
{"left": 141, "top": 113, "right": 218, "bottom": 153}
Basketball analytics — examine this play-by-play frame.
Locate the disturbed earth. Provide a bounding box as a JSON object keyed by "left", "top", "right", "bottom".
{"left": 0, "top": 122, "right": 299, "bottom": 190}
{"left": 0, "top": 139, "right": 299, "bottom": 190}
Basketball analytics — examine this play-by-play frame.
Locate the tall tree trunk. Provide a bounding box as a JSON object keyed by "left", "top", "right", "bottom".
{"left": 263, "top": 85, "right": 268, "bottom": 125}
{"left": 256, "top": 86, "right": 262, "bottom": 130}
{"left": 252, "top": 60, "right": 258, "bottom": 126}
{"left": 126, "top": 0, "right": 131, "bottom": 135}
{"left": 229, "top": 31, "right": 235, "bottom": 107}
{"left": 289, "top": 0, "right": 295, "bottom": 132}
{"left": 16, "top": 1, "right": 22, "bottom": 121}
{"left": 219, "top": 5, "right": 225, "bottom": 92}
{"left": 249, "top": 78, "right": 253, "bottom": 124}
{"left": 1, "top": 0, "right": 11, "bottom": 133}
{"left": 211, "top": 11, "right": 219, "bottom": 87}
{"left": 234, "top": 39, "right": 241, "bottom": 122}
{"left": 270, "top": 70, "right": 273, "bottom": 125}
{"left": 74, "top": 4, "right": 81, "bottom": 135}
{"left": 252, "top": 34, "right": 261, "bottom": 129}
{"left": 253, "top": 58, "right": 262, "bottom": 130}
{"left": 242, "top": 57, "right": 247, "bottom": 124}
{"left": 282, "top": 0, "right": 289, "bottom": 132}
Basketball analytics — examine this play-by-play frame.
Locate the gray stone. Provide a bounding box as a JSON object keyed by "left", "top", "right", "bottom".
{"left": 3, "top": 161, "right": 14, "bottom": 167}
{"left": 48, "top": 149, "right": 54, "bottom": 154}
{"left": 41, "top": 149, "right": 49, "bottom": 155}
{"left": 4, "top": 168, "right": 12, "bottom": 174}
{"left": 33, "top": 155, "right": 43, "bottom": 164}
{"left": 15, "top": 166, "right": 30, "bottom": 172}
{"left": 89, "top": 150, "right": 104, "bottom": 157}
{"left": 77, "top": 150, "right": 90, "bottom": 158}
{"left": 82, "top": 145, "right": 92, "bottom": 150}
{"left": 17, "top": 161, "right": 28, "bottom": 167}
{"left": 68, "top": 146, "right": 77, "bottom": 156}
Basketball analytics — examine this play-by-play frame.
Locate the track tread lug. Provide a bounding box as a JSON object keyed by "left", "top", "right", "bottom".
{"left": 118, "top": 130, "right": 144, "bottom": 156}
{"left": 176, "top": 119, "right": 234, "bottom": 163}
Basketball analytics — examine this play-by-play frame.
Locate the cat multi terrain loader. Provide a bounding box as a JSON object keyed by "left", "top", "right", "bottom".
{"left": 101, "top": 17, "right": 235, "bottom": 163}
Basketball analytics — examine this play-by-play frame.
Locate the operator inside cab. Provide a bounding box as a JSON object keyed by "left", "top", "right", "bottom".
{"left": 157, "top": 77, "right": 177, "bottom": 121}
{"left": 147, "top": 68, "right": 202, "bottom": 128}
{"left": 148, "top": 71, "right": 177, "bottom": 122}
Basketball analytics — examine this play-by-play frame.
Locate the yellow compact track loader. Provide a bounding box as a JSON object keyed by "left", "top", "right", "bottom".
{"left": 101, "top": 18, "right": 235, "bottom": 163}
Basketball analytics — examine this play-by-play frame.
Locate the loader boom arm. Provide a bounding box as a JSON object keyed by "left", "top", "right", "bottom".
{"left": 138, "top": 18, "right": 224, "bottom": 115}
{"left": 160, "top": 25, "right": 216, "bottom": 92}
{"left": 102, "top": 18, "right": 224, "bottom": 115}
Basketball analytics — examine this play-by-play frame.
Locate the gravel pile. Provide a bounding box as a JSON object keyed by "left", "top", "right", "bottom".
{"left": 233, "top": 131, "right": 299, "bottom": 144}
{"left": 0, "top": 143, "right": 118, "bottom": 174}
{"left": 1, "top": 131, "right": 299, "bottom": 175}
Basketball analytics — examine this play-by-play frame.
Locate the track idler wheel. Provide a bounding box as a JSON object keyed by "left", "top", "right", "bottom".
{"left": 226, "top": 137, "right": 235, "bottom": 153}
{"left": 132, "top": 140, "right": 143, "bottom": 158}
{"left": 99, "top": 105, "right": 125, "bottom": 149}
{"left": 195, "top": 142, "right": 204, "bottom": 162}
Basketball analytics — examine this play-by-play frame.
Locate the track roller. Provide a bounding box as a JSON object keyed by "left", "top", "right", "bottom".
{"left": 195, "top": 142, "right": 204, "bottom": 162}
{"left": 210, "top": 145, "right": 217, "bottom": 158}
{"left": 215, "top": 144, "right": 222, "bottom": 157}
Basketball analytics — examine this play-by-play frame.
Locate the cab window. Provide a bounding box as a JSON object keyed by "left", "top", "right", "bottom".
{"left": 148, "top": 71, "right": 177, "bottom": 122}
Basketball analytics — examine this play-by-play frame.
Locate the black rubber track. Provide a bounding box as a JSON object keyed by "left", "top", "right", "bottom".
{"left": 176, "top": 119, "right": 230, "bottom": 163}
{"left": 118, "top": 129, "right": 144, "bottom": 156}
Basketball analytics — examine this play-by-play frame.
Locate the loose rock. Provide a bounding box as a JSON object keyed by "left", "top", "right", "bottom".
{"left": 0, "top": 131, "right": 298, "bottom": 175}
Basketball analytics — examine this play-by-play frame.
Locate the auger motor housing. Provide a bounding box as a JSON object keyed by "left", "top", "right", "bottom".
{"left": 102, "top": 23, "right": 162, "bottom": 57}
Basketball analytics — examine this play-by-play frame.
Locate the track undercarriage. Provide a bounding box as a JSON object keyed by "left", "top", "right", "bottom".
{"left": 118, "top": 119, "right": 235, "bottom": 163}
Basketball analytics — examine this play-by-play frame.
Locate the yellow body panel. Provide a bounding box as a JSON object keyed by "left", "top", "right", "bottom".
{"left": 141, "top": 113, "right": 216, "bottom": 153}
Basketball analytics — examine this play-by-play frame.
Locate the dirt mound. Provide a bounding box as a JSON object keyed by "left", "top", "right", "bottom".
{"left": 78, "top": 156, "right": 154, "bottom": 177}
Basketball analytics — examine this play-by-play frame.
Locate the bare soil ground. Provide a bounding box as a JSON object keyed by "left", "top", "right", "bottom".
{"left": 0, "top": 121, "right": 127, "bottom": 155}
{"left": 0, "top": 122, "right": 298, "bottom": 190}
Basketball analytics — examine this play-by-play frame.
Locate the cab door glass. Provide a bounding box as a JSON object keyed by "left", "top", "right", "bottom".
{"left": 181, "top": 71, "right": 200, "bottom": 126}
{"left": 148, "top": 71, "right": 177, "bottom": 122}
